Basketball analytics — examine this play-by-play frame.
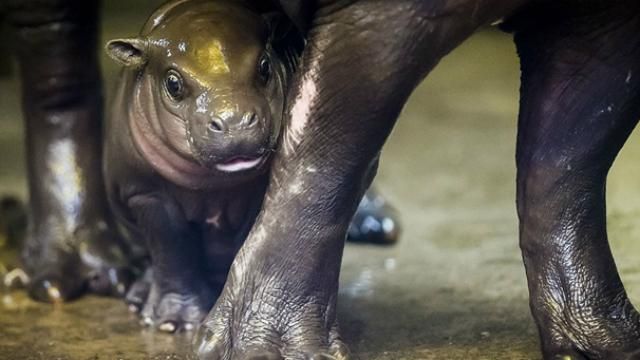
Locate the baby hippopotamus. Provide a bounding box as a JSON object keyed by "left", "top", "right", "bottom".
{"left": 104, "top": 0, "right": 398, "bottom": 331}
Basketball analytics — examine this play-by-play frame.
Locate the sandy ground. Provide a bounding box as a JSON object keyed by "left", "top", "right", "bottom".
{"left": 2, "top": 3, "right": 640, "bottom": 359}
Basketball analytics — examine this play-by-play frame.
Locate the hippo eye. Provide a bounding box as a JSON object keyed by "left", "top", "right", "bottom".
{"left": 258, "top": 54, "right": 271, "bottom": 83}
{"left": 165, "top": 70, "right": 184, "bottom": 100}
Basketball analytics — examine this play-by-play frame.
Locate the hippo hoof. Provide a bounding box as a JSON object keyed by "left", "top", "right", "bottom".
{"left": 538, "top": 308, "right": 640, "bottom": 360}
{"left": 543, "top": 348, "right": 640, "bottom": 360}
{"left": 22, "top": 221, "right": 134, "bottom": 302}
{"left": 125, "top": 268, "right": 153, "bottom": 313}
{"left": 196, "top": 325, "right": 350, "bottom": 360}
{"left": 195, "top": 290, "right": 349, "bottom": 359}
{"left": 347, "top": 190, "right": 400, "bottom": 245}
{"left": 28, "top": 272, "right": 85, "bottom": 302}
{"left": 138, "top": 278, "right": 215, "bottom": 333}
{"left": 27, "top": 259, "right": 133, "bottom": 302}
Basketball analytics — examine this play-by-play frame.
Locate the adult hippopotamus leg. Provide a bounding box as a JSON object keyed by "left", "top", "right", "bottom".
{"left": 196, "top": 1, "right": 525, "bottom": 358}
{"left": 511, "top": 2, "right": 640, "bottom": 358}
{"left": 5, "top": 0, "right": 132, "bottom": 301}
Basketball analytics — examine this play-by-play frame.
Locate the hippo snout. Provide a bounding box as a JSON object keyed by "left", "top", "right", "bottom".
{"left": 187, "top": 109, "right": 273, "bottom": 171}
{"left": 207, "top": 111, "right": 259, "bottom": 133}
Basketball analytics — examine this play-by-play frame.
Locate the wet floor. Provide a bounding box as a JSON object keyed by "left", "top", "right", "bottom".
{"left": 3, "top": 3, "right": 640, "bottom": 360}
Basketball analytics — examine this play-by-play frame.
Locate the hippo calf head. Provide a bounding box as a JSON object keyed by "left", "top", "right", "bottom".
{"left": 106, "top": 0, "right": 288, "bottom": 187}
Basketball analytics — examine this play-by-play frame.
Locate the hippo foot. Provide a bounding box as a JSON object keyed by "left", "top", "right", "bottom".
{"left": 537, "top": 301, "right": 640, "bottom": 360}
{"left": 23, "top": 221, "right": 133, "bottom": 302}
{"left": 195, "top": 278, "right": 350, "bottom": 359}
{"left": 542, "top": 341, "right": 640, "bottom": 360}
{"left": 125, "top": 268, "right": 153, "bottom": 312}
{"left": 347, "top": 189, "right": 400, "bottom": 245}
{"left": 544, "top": 348, "right": 640, "bottom": 360}
{"left": 131, "top": 271, "right": 216, "bottom": 333}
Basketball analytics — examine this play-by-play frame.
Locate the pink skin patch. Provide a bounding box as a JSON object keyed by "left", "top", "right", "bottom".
{"left": 215, "top": 156, "right": 264, "bottom": 173}
{"left": 130, "top": 100, "right": 268, "bottom": 189}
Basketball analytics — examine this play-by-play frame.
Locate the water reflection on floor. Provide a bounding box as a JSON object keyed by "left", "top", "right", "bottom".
{"left": 3, "top": 5, "right": 640, "bottom": 360}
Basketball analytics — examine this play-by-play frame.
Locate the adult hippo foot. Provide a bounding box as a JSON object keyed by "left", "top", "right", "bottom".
{"left": 23, "top": 220, "right": 134, "bottom": 302}
{"left": 347, "top": 188, "right": 400, "bottom": 246}
{"left": 535, "top": 297, "right": 640, "bottom": 360}
{"left": 194, "top": 270, "right": 350, "bottom": 359}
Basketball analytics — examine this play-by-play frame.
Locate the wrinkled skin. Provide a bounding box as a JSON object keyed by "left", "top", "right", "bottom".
{"left": 194, "top": 0, "right": 640, "bottom": 359}
{"left": 6, "top": 0, "right": 640, "bottom": 359}
{"left": 103, "top": 0, "right": 398, "bottom": 332}
{"left": 1, "top": 0, "right": 397, "bottom": 305}
{"left": 104, "top": 0, "right": 289, "bottom": 331}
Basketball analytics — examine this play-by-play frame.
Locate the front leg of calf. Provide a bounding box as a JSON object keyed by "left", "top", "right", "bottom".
{"left": 128, "top": 195, "right": 215, "bottom": 332}
{"left": 511, "top": 3, "right": 640, "bottom": 358}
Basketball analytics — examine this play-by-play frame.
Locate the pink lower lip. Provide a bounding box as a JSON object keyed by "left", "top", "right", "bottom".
{"left": 215, "top": 155, "right": 264, "bottom": 172}
{"left": 222, "top": 156, "right": 259, "bottom": 165}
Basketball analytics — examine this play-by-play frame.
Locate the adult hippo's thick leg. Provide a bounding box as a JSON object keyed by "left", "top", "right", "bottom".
{"left": 5, "top": 0, "right": 132, "bottom": 301}
{"left": 196, "top": 0, "right": 526, "bottom": 358}
{"left": 512, "top": 3, "right": 640, "bottom": 359}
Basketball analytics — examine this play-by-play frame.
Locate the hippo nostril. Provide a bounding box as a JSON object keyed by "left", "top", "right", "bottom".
{"left": 244, "top": 112, "right": 258, "bottom": 128}
{"left": 208, "top": 118, "right": 224, "bottom": 132}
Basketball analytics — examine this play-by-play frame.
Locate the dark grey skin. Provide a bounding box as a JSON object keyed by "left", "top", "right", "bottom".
{"left": 0, "top": 0, "right": 397, "bottom": 305}
{"left": 193, "top": 0, "right": 640, "bottom": 359}
{"left": 103, "top": 0, "right": 290, "bottom": 331}
{"left": 102, "top": 0, "right": 397, "bottom": 331}
{"left": 2, "top": 0, "right": 133, "bottom": 302}
{"left": 5, "top": 0, "right": 640, "bottom": 359}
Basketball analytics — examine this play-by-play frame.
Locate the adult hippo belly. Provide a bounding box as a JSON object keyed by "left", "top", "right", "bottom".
{"left": 195, "top": 0, "right": 640, "bottom": 359}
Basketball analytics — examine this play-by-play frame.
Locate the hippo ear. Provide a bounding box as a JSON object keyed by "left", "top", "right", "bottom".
{"left": 105, "top": 38, "right": 149, "bottom": 69}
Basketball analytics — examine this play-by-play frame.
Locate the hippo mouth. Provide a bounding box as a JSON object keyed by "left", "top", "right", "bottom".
{"left": 215, "top": 155, "right": 266, "bottom": 173}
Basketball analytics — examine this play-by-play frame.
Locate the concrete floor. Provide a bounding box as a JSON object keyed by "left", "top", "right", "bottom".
{"left": 3, "top": 4, "right": 640, "bottom": 360}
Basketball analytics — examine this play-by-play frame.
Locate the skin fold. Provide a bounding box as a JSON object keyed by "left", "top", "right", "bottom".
{"left": 195, "top": 0, "right": 640, "bottom": 359}
{"left": 104, "top": 0, "right": 292, "bottom": 331}
{"left": 5, "top": 0, "right": 640, "bottom": 359}
{"left": 103, "top": 0, "right": 399, "bottom": 332}
{"left": 1, "top": 0, "right": 396, "bottom": 305}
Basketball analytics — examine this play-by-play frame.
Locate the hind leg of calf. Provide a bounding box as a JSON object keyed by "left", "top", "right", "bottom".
{"left": 512, "top": 3, "right": 640, "bottom": 358}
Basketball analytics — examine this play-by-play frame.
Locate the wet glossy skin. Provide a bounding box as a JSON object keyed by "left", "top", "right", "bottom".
{"left": 103, "top": 0, "right": 398, "bottom": 331}
{"left": 194, "top": 0, "right": 640, "bottom": 359}
{"left": 3, "top": 0, "right": 397, "bottom": 308}
{"left": 103, "top": 0, "right": 291, "bottom": 331}
{"left": 9, "top": 0, "right": 639, "bottom": 359}
{"left": 106, "top": 0, "right": 288, "bottom": 190}
{"left": 3, "top": 0, "right": 133, "bottom": 302}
